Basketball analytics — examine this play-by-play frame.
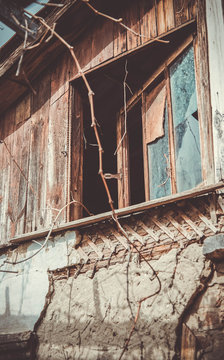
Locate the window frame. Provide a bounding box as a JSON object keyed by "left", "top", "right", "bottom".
{"left": 117, "top": 37, "right": 207, "bottom": 209}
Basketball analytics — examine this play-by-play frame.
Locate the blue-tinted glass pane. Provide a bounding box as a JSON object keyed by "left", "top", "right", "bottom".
{"left": 148, "top": 103, "right": 171, "bottom": 199}
{"left": 170, "top": 46, "right": 202, "bottom": 192}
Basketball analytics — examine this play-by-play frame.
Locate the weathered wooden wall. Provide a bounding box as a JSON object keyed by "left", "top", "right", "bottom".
{"left": 0, "top": 0, "right": 196, "bottom": 244}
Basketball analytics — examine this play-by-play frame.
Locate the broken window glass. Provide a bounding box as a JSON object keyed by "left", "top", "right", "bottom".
{"left": 170, "top": 46, "right": 202, "bottom": 192}
{"left": 147, "top": 100, "right": 172, "bottom": 199}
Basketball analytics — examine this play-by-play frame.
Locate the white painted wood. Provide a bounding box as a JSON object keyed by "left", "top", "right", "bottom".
{"left": 206, "top": 0, "right": 224, "bottom": 181}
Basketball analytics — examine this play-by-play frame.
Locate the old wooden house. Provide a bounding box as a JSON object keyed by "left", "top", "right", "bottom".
{"left": 0, "top": 0, "right": 224, "bottom": 359}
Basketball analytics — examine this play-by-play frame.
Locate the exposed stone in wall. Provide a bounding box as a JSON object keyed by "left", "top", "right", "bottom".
{"left": 184, "top": 261, "right": 224, "bottom": 359}
{"left": 36, "top": 243, "right": 212, "bottom": 360}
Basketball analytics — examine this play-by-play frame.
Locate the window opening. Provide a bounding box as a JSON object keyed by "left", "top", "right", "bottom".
{"left": 127, "top": 100, "right": 145, "bottom": 205}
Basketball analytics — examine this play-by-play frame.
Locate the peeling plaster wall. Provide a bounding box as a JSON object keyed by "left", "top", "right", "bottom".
{"left": 0, "top": 230, "right": 77, "bottom": 334}
{"left": 185, "top": 261, "right": 224, "bottom": 359}
{"left": 36, "top": 243, "right": 213, "bottom": 360}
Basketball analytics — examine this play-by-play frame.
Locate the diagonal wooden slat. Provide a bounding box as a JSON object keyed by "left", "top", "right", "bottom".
{"left": 151, "top": 217, "right": 175, "bottom": 240}
{"left": 166, "top": 214, "right": 192, "bottom": 240}
{"left": 138, "top": 220, "right": 160, "bottom": 242}
{"left": 189, "top": 203, "right": 217, "bottom": 233}
{"left": 124, "top": 224, "right": 146, "bottom": 245}
{"left": 86, "top": 236, "right": 104, "bottom": 259}
{"left": 112, "top": 229, "right": 130, "bottom": 250}
{"left": 178, "top": 211, "right": 204, "bottom": 238}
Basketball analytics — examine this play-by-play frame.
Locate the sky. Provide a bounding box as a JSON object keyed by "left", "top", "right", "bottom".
{"left": 0, "top": 0, "right": 49, "bottom": 47}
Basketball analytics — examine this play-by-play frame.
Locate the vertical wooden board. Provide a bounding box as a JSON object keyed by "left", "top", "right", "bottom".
{"left": 7, "top": 122, "right": 30, "bottom": 239}
{"left": 32, "top": 70, "right": 51, "bottom": 115}
{"left": 50, "top": 52, "right": 70, "bottom": 105}
{"left": 25, "top": 107, "right": 49, "bottom": 233}
{"left": 91, "top": 19, "right": 114, "bottom": 68}
{"left": 15, "top": 94, "right": 31, "bottom": 126}
{"left": 206, "top": 0, "right": 224, "bottom": 182}
{"left": 174, "top": 0, "right": 189, "bottom": 26}
{"left": 164, "top": 0, "right": 175, "bottom": 31}
{"left": 113, "top": 21, "right": 127, "bottom": 57}
{"left": 156, "top": 0, "right": 166, "bottom": 35}
{"left": 194, "top": 0, "right": 214, "bottom": 184}
{"left": 117, "top": 113, "right": 130, "bottom": 208}
{"left": 188, "top": 0, "right": 196, "bottom": 19}
{"left": 70, "top": 89, "right": 83, "bottom": 220}
{"left": 47, "top": 91, "right": 69, "bottom": 224}
{"left": 74, "top": 31, "right": 93, "bottom": 72}
{"left": 0, "top": 140, "right": 10, "bottom": 244}
{"left": 126, "top": 1, "right": 141, "bottom": 51}
{"left": 140, "top": 0, "right": 157, "bottom": 43}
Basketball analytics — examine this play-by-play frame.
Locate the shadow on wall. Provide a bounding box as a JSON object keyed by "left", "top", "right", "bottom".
{"left": 0, "top": 286, "right": 37, "bottom": 334}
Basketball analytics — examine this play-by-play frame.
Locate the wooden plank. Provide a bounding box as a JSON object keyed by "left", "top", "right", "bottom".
{"left": 164, "top": 0, "right": 175, "bottom": 31}
{"left": 9, "top": 182, "right": 224, "bottom": 246}
{"left": 76, "top": 246, "right": 88, "bottom": 263}
{"left": 194, "top": 0, "right": 214, "bottom": 184}
{"left": 15, "top": 94, "right": 31, "bottom": 126}
{"left": 209, "top": 193, "right": 217, "bottom": 224}
{"left": 50, "top": 53, "right": 70, "bottom": 105}
{"left": 117, "top": 113, "right": 130, "bottom": 208}
{"left": 97, "top": 231, "right": 113, "bottom": 250}
{"left": 138, "top": 220, "right": 160, "bottom": 241}
{"left": 174, "top": 0, "right": 189, "bottom": 26}
{"left": 140, "top": 0, "right": 157, "bottom": 43}
{"left": 189, "top": 203, "right": 217, "bottom": 233}
{"left": 188, "top": 0, "right": 196, "bottom": 20}
{"left": 113, "top": 20, "right": 127, "bottom": 57}
{"left": 86, "top": 237, "right": 104, "bottom": 259}
{"left": 156, "top": 0, "right": 166, "bottom": 34}
{"left": 166, "top": 214, "right": 191, "bottom": 240}
{"left": 126, "top": 0, "right": 141, "bottom": 50}
{"left": 181, "top": 323, "right": 196, "bottom": 360}
{"left": 112, "top": 229, "right": 129, "bottom": 250}
{"left": 178, "top": 210, "right": 204, "bottom": 237}
{"left": 151, "top": 216, "right": 175, "bottom": 239}
{"left": 47, "top": 91, "right": 69, "bottom": 223}
{"left": 70, "top": 88, "right": 83, "bottom": 220}
{"left": 25, "top": 108, "right": 49, "bottom": 233}
{"left": 91, "top": 19, "right": 114, "bottom": 68}
{"left": 124, "top": 224, "right": 145, "bottom": 245}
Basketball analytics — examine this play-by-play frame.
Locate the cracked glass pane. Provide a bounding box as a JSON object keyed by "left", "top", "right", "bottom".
{"left": 147, "top": 100, "right": 171, "bottom": 199}
{"left": 170, "top": 46, "right": 202, "bottom": 192}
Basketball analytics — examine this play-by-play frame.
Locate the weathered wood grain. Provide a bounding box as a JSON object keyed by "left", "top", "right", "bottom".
{"left": 140, "top": 0, "right": 157, "bottom": 43}
{"left": 194, "top": 0, "right": 214, "bottom": 184}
